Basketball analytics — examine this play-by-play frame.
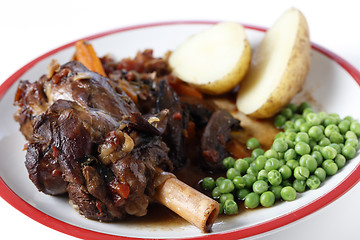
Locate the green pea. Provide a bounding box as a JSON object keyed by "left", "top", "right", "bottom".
{"left": 342, "top": 145, "right": 356, "bottom": 159}
{"left": 254, "top": 155, "right": 267, "bottom": 171}
{"left": 323, "top": 116, "right": 338, "bottom": 127}
{"left": 312, "top": 145, "right": 322, "bottom": 152}
{"left": 319, "top": 137, "right": 331, "bottom": 147}
{"left": 234, "top": 159, "right": 249, "bottom": 174}
{"left": 236, "top": 188, "right": 250, "bottom": 200}
{"left": 302, "top": 108, "right": 314, "bottom": 118}
{"left": 329, "top": 131, "right": 344, "bottom": 144}
{"left": 275, "top": 132, "right": 285, "bottom": 139}
{"left": 321, "top": 146, "right": 337, "bottom": 160}
{"left": 324, "top": 124, "right": 340, "bottom": 138}
{"left": 306, "top": 175, "right": 321, "bottom": 190}
{"left": 286, "top": 159, "right": 300, "bottom": 170}
{"left": 345, "top": 131, "right": 357, "bottom": 140}
{"left": 223, "top": 199, "right": 238, "bottom": 215}
{"left": 264, "top": 149, "right": 279, "bottom": 159}
{"left": 222, "top": 156, "right": 235, "bottom": 169}
{"left": 294, "top": 166, "right": 310, "bottom": 180}
{"left": 281, "top": 186, "right": 297, "bottom": 201}
{"left": 252, "top": 148, "right": 265, "bottom": 159}
{"left": 284, "top": 121, "right": 295, "bottom": 132}
{"left": 219, "top": 179, "right": 235, "bottom": 193}
{"left": 344, "top": 116, "right": 354, "bottom": 122}
{"left": 338, "top": 120, "right": 351, "bottom": 134}
{"left": 212, "top": 187, "right": 222, "bottom": 199}
{"left": 287, "top": 103, "right": 298, "bottom": 113}
{"left": 306, "top": 113, "right": 321, "bottom": 125}
{"left": 295, "top": 132, "right": 310, "bottom": 144}
{"left": 232, "top": 176, "right": 246, "bottom": 189}
{"left": 216, "top": 177, "right": 226, "bottom": 186}
{"left": 334, "top": 154, "right": 346, "bottom": 169}
{"left": 272, "top": 139, "right": 288, "bottom": 153}
{"left": 274, "top": 115, "right": 287, "bottom": 128}
{"left": 299, "top": 122, "right": 311, "bottom": 132}
{"left": 285, "top": 131, "right": 297, "bottom": 141}
{"left": 311, "top": 150, "right": 323, "bottom": 166}
{"left": 244, "top": 192, "right": 260, "bottom": 209}
{"left": 280, "top": 108, "right": 293, "bottom": 119}
{"left": 309, "top": 140, "right": 317, "bottom": 149}
{"left": 294, "top": 118, "right": 306, "bottom": 131}
{"left": 308, "top": 126, "right": 324, "bottom": 141}
{"left": 244, "top": 157, "right": 255, "bottom": 165}
{"left": 295, "top": 142, "right": 311, "bottom": 155}
{"left": 220, "top": 193, "right": 234, "bottom": 204}
{"left": 257, "top": 169, "right": 269, "bottom": 182}
{"left": 350, "top": 121, "right": 360, "bottom": 137}
{"left": 292, "top": 113, "right": 303, "bottom": 121}
{"left": 268, "top": 170, "right": 282, "bottom": 186}
{"left": 284, "top": 149, "right": 297, "bottom": 161}
{"left": 299, "top": 154, "right": 317, "bottom": 173}
{"left": 279, "top": 159, "right": 286, "bottom": 166}
{"left": 270, "top": 185, "right": 283, "bottom": 199}
{"left": 298, "top": 102, "right": 312, "bottom": 113}
{"left": 264, "top": 158, "right": 281, "bottom": 171}
{"left": 293, "top": 179, "right": 306, "bottom": 193}
{"left": 226, "top": 168, "right": 240, "bottom": 180}
{"left": 314, "top": 167, "right": 327, "bottom": 182}
{"left": 329, "top": 113, "right": 341, "bottom": 122}
{"left": 246, "top": 137, "right": 261, "bottom": 150}
{"left": 322, "top": 160, "right": 338, "bottom": 176}
{"left": 345, "top": 138, "right": 359, "bottom": 149}
{"left": 201, "top": 177, "right": 216, "bottom": 191}
{"left": 317, "top": 111, "right": 328, "bottom": 123}
{"left": 279, "top": 165, "right": 292, "bottom": 180}
{"left": 329, "top": 143, "right": 341, "bottom": 154}
{"left": 218, "top": 203, "right": 224, "bottom": 214}
{"left": 253, "top": 180, "right": 269, "bottom": 194}
{"left": 247, "top": 166, "right": 259, "bottom": 176}
{"left": 243, "top": 174, "right": 257, "bottom": 189}
{"left": 278, "top": 152, "right": 285, "bottom": 160}
{"left": 260, "top": 191, "right": 276, "bottom": 207}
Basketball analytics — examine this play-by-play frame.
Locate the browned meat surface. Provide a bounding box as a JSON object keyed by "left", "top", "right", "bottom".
{"left": 201, "top": 109, "right": 241, "bottom": 170}
{"left": 15, "top": 61, "right": 173, "bottom": 221}
{"left": 14, "top": 49, "right": 242, "bottom": 223}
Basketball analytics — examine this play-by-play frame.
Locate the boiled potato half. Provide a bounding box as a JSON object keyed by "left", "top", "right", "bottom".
{"left": 236, "top": 8, "right": 311, "bottom": 118}
{"left": 169, "top": 22, "right": 251, "bottom": 95}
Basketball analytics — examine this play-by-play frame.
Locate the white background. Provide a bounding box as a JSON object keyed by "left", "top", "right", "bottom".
{"left": 1, "top": 0, "right": 360, "bottom": 239}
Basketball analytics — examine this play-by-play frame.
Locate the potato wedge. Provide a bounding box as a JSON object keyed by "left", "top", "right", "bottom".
{"left": 236, "top": 8, "right": 311, "bottom": 118}
{"left": 169, "top": 22, "right": 251, "bottom": 95}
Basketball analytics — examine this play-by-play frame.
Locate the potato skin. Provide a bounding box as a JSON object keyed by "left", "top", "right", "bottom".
{"left": 249, "top": 10, "right": 311, "bottom": 118}
{"left": 192, "top": 39, "right": 252, "bottom": 95}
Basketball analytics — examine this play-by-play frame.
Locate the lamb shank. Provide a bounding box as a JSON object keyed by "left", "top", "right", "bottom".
{"left": 13, "top": 46, "right": 241, "bottom": 231}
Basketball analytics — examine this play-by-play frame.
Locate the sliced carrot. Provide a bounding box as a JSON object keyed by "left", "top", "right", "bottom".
{"left": 167, "top": 75, "right": 203, "bottom": 99}
{"left": 74, "top": 40, "right": 106, "bottom": 76}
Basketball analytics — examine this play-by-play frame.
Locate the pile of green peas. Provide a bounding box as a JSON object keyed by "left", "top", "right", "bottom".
{"left": 200, "top": 102, "right": 360, "bottom": 215}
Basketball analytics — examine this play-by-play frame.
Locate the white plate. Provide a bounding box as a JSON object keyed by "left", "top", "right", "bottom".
{"left": 0, "top": 21, "right": 360, "bottom": 240}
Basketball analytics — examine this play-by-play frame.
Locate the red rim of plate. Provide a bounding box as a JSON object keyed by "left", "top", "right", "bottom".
{"left": 0, "top": 21, "right": 360, "bottom": 240}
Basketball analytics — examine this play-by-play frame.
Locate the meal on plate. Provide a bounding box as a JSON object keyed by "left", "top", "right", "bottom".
{"left": 12, "top": 8, "right": 360, "bottom": 233}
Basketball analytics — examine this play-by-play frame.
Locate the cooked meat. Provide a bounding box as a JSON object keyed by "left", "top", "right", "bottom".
{"left": 16, "top": 60, "right": 175, "bottom": 222}
{"left": 180, "top": 96, "right": 218, "bottom": 128}
{"left": 101, "top": 49, "right": 171, "bottom": 77}
{"left": 25, "top": 143, "right": 67, "bottom": 195}
{"left": 201, "top": 109, "right": 241, "bottom": 170}
{"left": 15, "top": 48, "right": 242, "bottom": 224}
{"left": 14, "top": 78, "right": 49, "bottom": 141}
{"left": 154, "top": 79, "right": 187, "bottom": 168}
